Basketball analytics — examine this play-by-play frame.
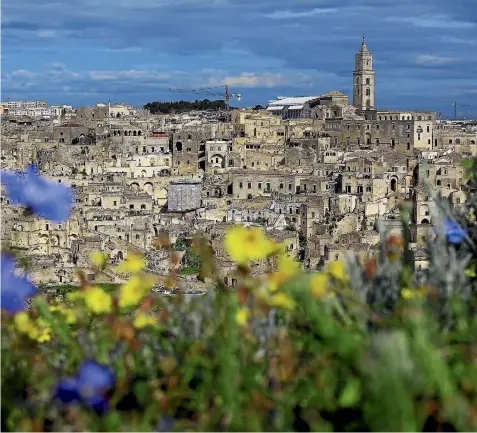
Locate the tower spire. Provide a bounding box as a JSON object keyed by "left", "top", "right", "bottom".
{"left": 360, "top": 33, "right": 369, "bottom": 52}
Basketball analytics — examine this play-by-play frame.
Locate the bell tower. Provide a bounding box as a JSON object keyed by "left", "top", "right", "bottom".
{"left": 353, "top": 35, "right": 375, "bottom": 111}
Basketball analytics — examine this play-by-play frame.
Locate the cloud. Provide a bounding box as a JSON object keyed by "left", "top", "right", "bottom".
{"left": 89, "top": 70, "right": 171, "bottom": 81}
{"left": 416, "top": 55, "right": 462, "bottom": 65}
{"left": 264, "top": 8, "right": 338, "bottom": 19}
{"left": 2, "top": 0, "right": 477, "bottom": 115}
{"left": 385, "top": 14, "right": 475, "bottom": 29}
{"left": 37, "top": 29, "right": 57, "bottom": 38}
{"left": 214, "top": 72, "right": 295, "bottom": 88}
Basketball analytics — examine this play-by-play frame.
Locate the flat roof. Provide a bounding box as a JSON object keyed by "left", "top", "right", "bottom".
{"left": 268, "top": 96, "right": 321, "bottom": 106}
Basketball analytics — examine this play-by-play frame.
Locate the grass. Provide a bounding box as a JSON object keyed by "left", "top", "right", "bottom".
{"left": 179, "top": 267, "right": 199, "bottom": 275}
{"left": 38, "top": 283, "right": 121, "bottom": 293}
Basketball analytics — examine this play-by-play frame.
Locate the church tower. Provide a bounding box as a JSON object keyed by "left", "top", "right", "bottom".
{"left": 353, "top": 35, "right": 375, "bottom": 111}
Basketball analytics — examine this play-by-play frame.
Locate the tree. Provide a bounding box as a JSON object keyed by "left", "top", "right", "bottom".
{"left": 174, "top": 235, "right": 188, "bottom": 251}
{"left": 183, "top": 247, "right": 201, "bottom": 271}
{"left": 144, "top": 99, "right": 227, "bottom": 114}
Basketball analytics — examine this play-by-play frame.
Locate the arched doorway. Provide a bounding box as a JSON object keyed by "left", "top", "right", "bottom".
{"left": 390, "top": 178, "right": 397, "bottom": 192}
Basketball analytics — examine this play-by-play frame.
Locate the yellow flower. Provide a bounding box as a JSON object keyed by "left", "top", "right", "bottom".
{"left": 267, "top": 254, "right": 300, "bottom": 292}
{"left": 277, "top": 254, "right": 300, "bottom": 276}
{"left": 224, "top": 226, "right": 276, "bottom": 265}
{"left": 84, "top": 286, "right": 112, "bottom": 314}
{"left": 327, "top": 260, "right": 348, "bottom": 282}
{"left": 268, "top": 292, "right": 296, "bottom": 310}
{"left": 62, "top": 308, "right": 77, "bottom": 324}
{"left": 235, "top": 308, "right": 250, "bottom": 327}
{"left": 14, "top": 312, "right": 35, "bottom": 333}
{"left": 401, "top": 287, "right": 427, "bottom": 300}
{"left": 310, "top": 273, "right": 329, "bottom": 298}
{"left": 91, "top": 251, "right": 108, "bottom": 269}
{"left": 133, "top": 313, "right": 157, "bottom": 329}
{"left": 49, "top": 305, "right": 61, "bottom": 312}
{"left": 118, "top": 275, "right": 155, "bottom": 308}
{"left": 66, "top": 291, "right": 84, "bottom": 302}
{"left": 14, "top": 312, "right": 39, "bottom": 340}
{"left": 117, "top": 252, "right": 146, "bottom": 274}
{"left": 401, "top": 288, "right": 415, "bottom": 300}
{"left": 37, "top": 328, "right": 51, "bottom": 343}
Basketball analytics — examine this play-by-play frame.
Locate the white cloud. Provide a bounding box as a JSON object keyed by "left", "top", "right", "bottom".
{"left": 9, "top": 69, "right": 38, "bottom": 79}
{"left": 37, "top": 29, "right": 57, "bottom": 38}
{"left": 207, "top": 71, "right": 323, "bottom": 88}
{"left": 264, "top": 8, "right": 338, "bottom": 19}
{"left": 386, "top": 15, "right": 475, "bottom": 29}
{"left": 440, "top": 36, "right": 476, "bottom": 45}
{"left": 416, "top": 55, "right": 462, "bottom": 65}
{"left": 89, "top": 70, "right": 171, "bottom": 81}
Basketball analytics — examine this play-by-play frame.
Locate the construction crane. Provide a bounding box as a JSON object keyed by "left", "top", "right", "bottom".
{"left": 168, "top": 85, "right": 241, "bottom": 112}
{"left": 452, "top": 102, "right": 471, "bottom": 120}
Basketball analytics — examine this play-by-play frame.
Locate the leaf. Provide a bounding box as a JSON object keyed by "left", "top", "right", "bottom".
{"left": 339, "top": 378, "right": 361, "bottom": 408}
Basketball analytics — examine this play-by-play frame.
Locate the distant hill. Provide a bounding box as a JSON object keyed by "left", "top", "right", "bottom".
{"left": 144, "top": 99, "right": 227, "bottom": 114}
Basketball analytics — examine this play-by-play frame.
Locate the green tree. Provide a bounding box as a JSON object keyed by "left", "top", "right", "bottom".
{"left": 174, "top": 235, "right": 188, "bottom": 251}
{"left": 183, "top": 247, "right": 201, "bottom": 271}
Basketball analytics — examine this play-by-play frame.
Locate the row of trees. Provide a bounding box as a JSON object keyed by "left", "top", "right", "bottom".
{"left": 144, "top": 99, "right": 227, "bottom": 114}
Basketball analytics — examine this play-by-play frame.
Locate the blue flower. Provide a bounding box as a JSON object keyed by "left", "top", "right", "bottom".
{"left": 1, "top": 164, "right": 74, "bottom": 222}
{"left": 1, "top": 255, "right": 37, "bottom": 313}
{"left": 55, "top": 360, "right": 115, "bottom": 415}
{"left": 77, "top": 360, "right": 116, "bottom": 391}
{"left": 443, "top": 218, "right": 466, "bottom": 244}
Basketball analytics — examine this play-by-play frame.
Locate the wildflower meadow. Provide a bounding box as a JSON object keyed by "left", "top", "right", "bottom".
{"left": 2, "top": 163, "right": 477, "bottom": 432}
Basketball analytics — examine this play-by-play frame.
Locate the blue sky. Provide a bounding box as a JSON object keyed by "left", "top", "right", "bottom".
{"left": 2, "top": 0, "right": 477, "bottom": 117}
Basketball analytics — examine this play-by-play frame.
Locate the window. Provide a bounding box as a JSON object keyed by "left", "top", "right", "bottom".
{"left": 239, "top": 182, "right": 243, "bottom": 189}
{"left": 366, "top": 88, "right": 370, "bottom": 96}
{"left": 45, "top": 224, "right": 49, "bottom": 230}
{"left": 449, "top": 139, "right": 453, "bottom": 144}
{"left": 289, "top": 184, "right": 292, "bottom": 190}
{"left": 266, "top": 183, "right": 271, "bottom": 191}
{"left": 258, "top": 182, "right": 262, "bottom": 189}
{"left": 113, "top": 201, "right": 117, "bottom": 206}
{"left": 407, "top": 143, "right": 411, "bottom": 150}
{"left": 345, "top": 185, "right": 351, "bottom": 193}
{"left": 311, "top": 212, "right": 315, "bottom": 218}
{"left": 279, "top": 183, "right": 284, "bottom": 189}
{"left": 247, "top": 182, "right": 252, "bottom": 189}
{"left": 130, "top": 204, "right": 134, "bottom": 209}
{"left": 418, "top": 134, "right": 421, "bottom": 141}
{"left": 366, "top": 186, "right": 372, "bottom": 192}
{"left": 313, "top": 184, "right": 317, "bottom": 192}
{"left": 427, "top": 125, "right": 430, "bottom": 133}
{"left": 141, "top": 204, "right": 146, "bottom": 209}
{"left": 366, "top": 78, "right": 370, "bottom": 85}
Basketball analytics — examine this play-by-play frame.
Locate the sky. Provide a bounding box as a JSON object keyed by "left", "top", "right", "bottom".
{"left": 2, "top": 0, "right": 477, "bottom": 118}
